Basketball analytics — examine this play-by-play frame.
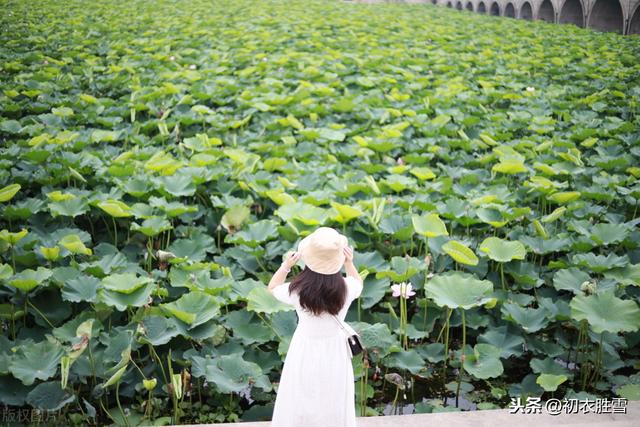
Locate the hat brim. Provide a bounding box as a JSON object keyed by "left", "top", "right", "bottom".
{"left": 297, "top": 231, "right": 347, "bottom": 275}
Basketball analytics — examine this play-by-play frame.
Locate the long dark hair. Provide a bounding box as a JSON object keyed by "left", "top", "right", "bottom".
{"left": 288, "top": 266, "right": 347, "bottom": 316}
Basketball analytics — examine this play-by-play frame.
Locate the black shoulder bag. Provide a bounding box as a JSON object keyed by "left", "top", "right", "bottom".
{"left": 332, "top": 314, "right": 365, "bottom": 358}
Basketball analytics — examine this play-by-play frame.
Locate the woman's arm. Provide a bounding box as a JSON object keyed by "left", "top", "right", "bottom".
{"left": 267, "top": 251, "right": 301, "bottom": 292}
{"left": 343, "top": 246, "right": 363, "bottom": 285}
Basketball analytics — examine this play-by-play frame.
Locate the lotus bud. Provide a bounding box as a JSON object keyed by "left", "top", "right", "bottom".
{"left": 384, "top": 372, "right": 405, "bottom": 390}
{"left": 484, "top": 298, "right": 498, "bottom": 309}
{"left": 526, "top": 86, "right": 535, "bottom": 92}
{"left": 580, "top": 280, "right": 596, "bottom": 295}
{"left": 169, "top": 56, "right": 175, "bottom": 61}
{"left": 182, "top": 369, "right": 191, "bottom": 395}
{"left": 136, "top": 323, "right": 146, "bottom": 336}
{"left": 189, "top": 64, "right": 196, "bottom": 70}
{"left": 156, "top": 250, "right": 176, "bottom": 261}
{"left": 143, "top": 378, "right": 157, "bottom": 391}
{"left": 424, "top": 254, "right": 432, "bottom": 270}
{"left": 61, "top": 356, "right": 71, "bottom": 389}
{"left": 171, "top": 373, "right": 183, "bottom": 400}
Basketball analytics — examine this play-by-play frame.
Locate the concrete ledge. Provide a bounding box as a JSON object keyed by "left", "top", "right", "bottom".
{"left": 174, "top": 400, "right": 639, "bottom": 427}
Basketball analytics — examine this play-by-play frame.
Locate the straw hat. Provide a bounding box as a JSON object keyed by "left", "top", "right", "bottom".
{"left": 297, "top": 227, "right": 348, "bottom": 275}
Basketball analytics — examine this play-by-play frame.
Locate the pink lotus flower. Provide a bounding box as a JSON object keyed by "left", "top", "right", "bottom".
{"left": 391, "top": 282, "right": 415, "bottom": 299}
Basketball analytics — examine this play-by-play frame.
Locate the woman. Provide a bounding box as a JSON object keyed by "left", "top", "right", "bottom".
{"left": 267, "top": 227, "right": 364, "bottom": 427}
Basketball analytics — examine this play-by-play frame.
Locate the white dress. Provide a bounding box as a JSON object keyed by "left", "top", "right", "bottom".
{"left": 270, "top": 275, "right": 363, "bottom": 427}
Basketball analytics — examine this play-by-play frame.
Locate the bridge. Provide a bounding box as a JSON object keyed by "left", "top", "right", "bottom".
{"left": 354, "top": 0, "right": 640, "bottom": 35}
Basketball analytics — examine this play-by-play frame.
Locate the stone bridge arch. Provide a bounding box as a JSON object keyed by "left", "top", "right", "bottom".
{"left": 504, "top": 2, "right": 516, "bottom": 16}
{"left": 537, "top": 0, "right": 556, "bottom": 21}
{"left": 520, "top": 1, "right": 533, "bottom": 19}
{"left": 559, "top": 0, "right": 585, "bottom": 27}
{"left": 630, "top": 3, "right": 640, "bottom": 34}
{"left": 426, "top": 0, "right": 639, "bottom": 35}
{"left": 587, "top": 0, "right": 624, "bottom": 33}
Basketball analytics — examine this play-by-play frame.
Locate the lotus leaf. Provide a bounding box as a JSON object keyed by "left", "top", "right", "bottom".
{"left": 9, "top": 340, "right": 64, "bottom": 385}
{"left": 58, "top": 234, "right": 92, "bottom": 256}
{"left": 479, "top": 237, "right": 527, "bottom": 263}
{"left": 352, "top": 322, "right": 399, "bottom": 358}
{"left": 385, "top": 349, "right": 426, "bottom": 375}
{"left": 0, "top": 375, "right": 30, "bottom": 406}
{"left": 425, "top": 272, "right": 493, "bottom": 309}
{"left": 96, "top": 199, "right": 132, "bottom": 217}
{"left": 246, "top": 286, "right": 294, "bottom": 314}
{"left": 411, "top": 213, "right": 448, "bottom": 237}
{"left": 571, "top": 253, "right": 629, "bottom": 273}
{"left": 225, "top": 219, "right": 279, "bottom": 248}
{"left": 547, "top": 191, "right": 581, "bottom": 204}
{"left": 221, "top": 204, "right": 251, "bottom": 233}
{"left": 570, "top": 291, "right": 640, "bottom": 334}
{"left": 102, "top": 273, "right": 154, "bottom": 294}
{"left": 160, "top": 291, "right": 219, "bottom": 327}
{"left": 130, "top": 216, "right": 172, "bottom": 237}
{"left": 553, "top": 268, "right": 591, "bottom": 294}
{"left": 375, "top": 256, "right": 422, "bottom": 282}
{"left": 463, "top": 344, "right": 504, "bottom": 379}
{"left": 7, "top": 267, "right": 52, "bottom": 292}
{"left": 536, "top": 374, "right": 567, "bottom": 392}
{"left": 331, "top": 201, "right": 364, "bottom": 224}
{"left": 604, "top": 264, "right": 640, "bottom": 287}
{"left": 477, "top": 325, "right": 524, "bottom": 359}
{"left": 139, "top": 316, "right": 180, "bottom": 346}
{"left": 442, "top": 240, "right": 479, "bottom": 266}
{"left": 616, "top": 384, "right": 640, "bottom": 401}
{"left": 98, "top": 279, "right": 155, "bottom": 311}
{"left": 501, "top": 303, "right": 550, "bottom": 333}
{"left": 0, "top": 184, "right": 21, "bottom": 202}
{"left": 589, "top": 223, "right": 631, "bottom": 246}
{"left": 190, "top": 353, "right": 272, "bottom": 394}
{"left": 48, "top": 197, "right": 89, "bottom": 217}
{"left": 276, "top": 201, "right": 329, "bottom": 227}
{"left": 0, "top": 228, "right": 28, "bottom": 245}
{"left": 223, "top": 310, "right": 273, "bottom": 345}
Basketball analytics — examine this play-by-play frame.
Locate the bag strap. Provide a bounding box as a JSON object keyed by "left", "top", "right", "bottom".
{"left": 331, "top": 314, "right": 349, "bottom": 334}
{"left": 331, "top": 314, "right": 359, "bottom": 337}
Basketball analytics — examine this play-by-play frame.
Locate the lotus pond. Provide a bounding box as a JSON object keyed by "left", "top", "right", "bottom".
{"left": 1, "top": 0, "right": 640, "bottom": 425}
